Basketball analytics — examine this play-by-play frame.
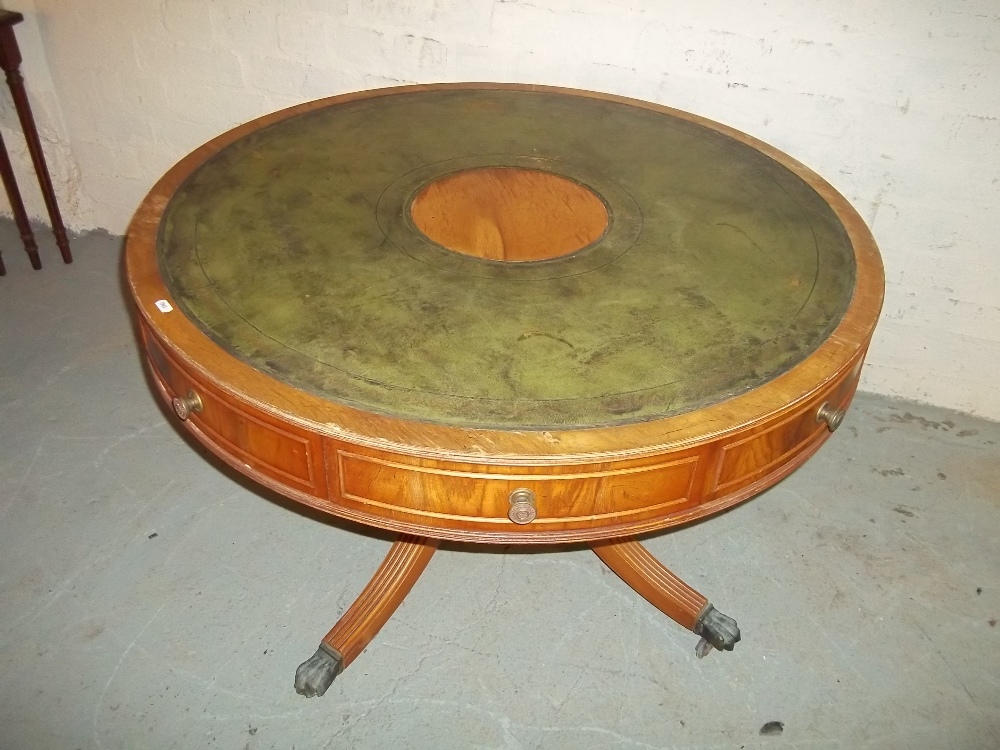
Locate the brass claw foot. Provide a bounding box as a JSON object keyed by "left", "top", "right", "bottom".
{"left": 693, "top": 604, "right": 741, "bottom": 657}
{"left": 294, "top": 643, "right": 343, "bottom": 697}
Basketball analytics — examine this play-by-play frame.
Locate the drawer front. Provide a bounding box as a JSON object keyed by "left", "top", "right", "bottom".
{"left": 328, "top": 443, "right": 701, "bottom": 528}
{"left": 143, "top": 328, "right": 326, "bottom": 498}
{"left": 713, "top": 361, "right": 862, "bottom": 494}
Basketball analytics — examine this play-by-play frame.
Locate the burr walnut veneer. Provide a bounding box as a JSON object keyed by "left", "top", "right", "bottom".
{"left": 125, "top": 84, "right": 884, "bottom": 696}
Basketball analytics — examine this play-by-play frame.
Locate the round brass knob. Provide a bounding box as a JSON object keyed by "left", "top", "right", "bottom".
{"left": 508, "top": 488, "right": 537, "bottom": 525}
{"left": 816, "top": 402, "right": 845, "bottom": 432}
{"left": 172, "top": 390, "right": 203, "bottom": 421}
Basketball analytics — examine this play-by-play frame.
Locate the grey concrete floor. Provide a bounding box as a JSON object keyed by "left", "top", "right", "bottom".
{"left": 1, "top": 223, "right": 999, "bottom": 750}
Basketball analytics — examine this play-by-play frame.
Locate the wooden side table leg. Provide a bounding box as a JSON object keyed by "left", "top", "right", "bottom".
{"left": 294, "top": 534, "right": 438, "bottom": 697}
{"left": 592, "top": 537, "right": 741, "bottom": 657}
{"left": 0, "top": 127, "right": 41, "bottom": 272}
{"left": 0, "top": 22, "right": 71, "bottom": 264}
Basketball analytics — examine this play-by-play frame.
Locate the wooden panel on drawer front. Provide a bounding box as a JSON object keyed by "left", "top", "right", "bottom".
{"left": 714, "top": 369, "right": 861, "bottom": 495}
{"left": 329, "top": 443, "right": 700, "bottom": 528}
{"left": 143, "top": 329, "right": 326, "bottom": 498}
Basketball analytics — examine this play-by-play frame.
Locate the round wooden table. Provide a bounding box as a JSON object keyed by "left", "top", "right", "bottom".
{"left": 125, "top": 84, "right": 884, "bottom": 696}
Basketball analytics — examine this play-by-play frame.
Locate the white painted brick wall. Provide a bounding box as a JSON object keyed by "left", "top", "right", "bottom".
{"left": 0, "top": 0, "right": 996, "bottom": 419}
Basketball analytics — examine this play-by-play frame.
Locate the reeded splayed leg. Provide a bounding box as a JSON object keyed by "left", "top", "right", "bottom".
{"left": 294, "top": 534, "right": 438, "bottom": 697}
{"left": 591, "top": 537, "right": 740, "bottom": 657}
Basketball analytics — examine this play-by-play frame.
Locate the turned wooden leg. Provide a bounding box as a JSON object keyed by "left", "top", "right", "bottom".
{"left": 294, "top": 534, "right": 438, "bottom": 697}
{"left": 0, "top": 17, "right": 72, "bottom": 265}
{"left": 0, "top": 127, "right": 41, "bottom": 272}
{"left": 592, "top": 537, "right": 740, "bottom": 657}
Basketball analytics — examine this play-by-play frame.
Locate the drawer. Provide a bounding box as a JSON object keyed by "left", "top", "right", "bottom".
{"left": 143, "top": 327, "right": 326, "bottom": 499}
{"left": 327, "top": 443, "right": 702, "bottom": 528}
{"left": 713, "top": 361, "right": 862, "bottom": 494}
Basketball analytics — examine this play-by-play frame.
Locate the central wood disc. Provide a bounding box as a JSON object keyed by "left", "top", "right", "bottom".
{"left": 409, "top": 167, "right": 609, "bottom": 262}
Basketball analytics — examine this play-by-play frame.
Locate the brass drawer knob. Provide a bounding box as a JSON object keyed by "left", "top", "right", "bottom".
{"left": 508, "top": 488, "right": 537, "bottom": 525}
{"left": 172, "top": 390, "right": 203, "bottom": 421}
{"left": 816, "top": 402, "right": 845, "bottom": 432}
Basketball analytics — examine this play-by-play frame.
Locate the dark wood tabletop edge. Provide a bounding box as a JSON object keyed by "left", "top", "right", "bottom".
{"left": 0, "top": 10, "right": 25, "bottom": 27}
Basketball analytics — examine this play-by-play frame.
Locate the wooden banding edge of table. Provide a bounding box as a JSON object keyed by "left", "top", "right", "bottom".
{"left": 125, "top": 83, "right": 885, "bottom": 547}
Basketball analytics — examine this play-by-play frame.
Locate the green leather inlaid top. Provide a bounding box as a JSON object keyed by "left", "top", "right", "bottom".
{"left": 159, "top": 88, "right": 855, "bottom": 429}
